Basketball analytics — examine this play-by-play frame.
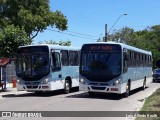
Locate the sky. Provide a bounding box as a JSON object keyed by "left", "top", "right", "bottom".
{"left": 33, "top": 0, "right": 160, "bottom": 47}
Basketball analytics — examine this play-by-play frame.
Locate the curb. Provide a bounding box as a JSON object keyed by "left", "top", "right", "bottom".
{"left": 0, "top": 86, "right": 27, "bottom": 100}
{"left": 0, "top": 88, "right": 17, "bottom": 95}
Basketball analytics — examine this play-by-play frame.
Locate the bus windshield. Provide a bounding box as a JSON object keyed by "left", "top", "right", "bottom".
{"left": 16, "top": 46, "right": 50, "bottom": 80}
{"left": 80, "top": 51, "right": 121, "bottom": 82}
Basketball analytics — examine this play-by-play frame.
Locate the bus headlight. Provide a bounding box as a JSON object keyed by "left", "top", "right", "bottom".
{"left": 42, "top": 79, "right": 49, "bottom": 84}
{"left": 17, "top": 79, "right": 21, "bottom": 84}
{"left": 112, "top": 79, "right": 121, "bottom": 86}
{"left": 79, "top": 78, "right": 87, "bottom": 84}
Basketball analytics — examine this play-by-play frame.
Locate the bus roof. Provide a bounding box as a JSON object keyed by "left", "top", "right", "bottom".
{"left": 82, "top": 41, "right": 152, "bottom": 55}
{"left": 18, "top": 44, "right": 80, "bottom": 51}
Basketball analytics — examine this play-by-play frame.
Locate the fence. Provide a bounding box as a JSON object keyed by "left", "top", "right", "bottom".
{"left": 6, "top": 61, "right": 16, "bottom": 83}
{"left": 0, "top": 61, "right": 16, "bottom": 83}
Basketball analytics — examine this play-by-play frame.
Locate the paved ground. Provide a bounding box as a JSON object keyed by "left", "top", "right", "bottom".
{"left": 0, "top": 81, "right": 159, "bottom": 120}
{"left": 0, "top": 83, "right": 27, "bottom": 99}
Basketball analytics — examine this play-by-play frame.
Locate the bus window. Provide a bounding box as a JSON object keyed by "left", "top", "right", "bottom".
{"left": 76, "top": 51, "right": 80, "bottom": 65}
{"left": 61, "top": 50, "right": 69, "bottom": 66}
{"left": 52, "top": 52, "right": 61, "bottom": 71}
{"left": 69, "top": 51, "right": 75, "bottom": 66}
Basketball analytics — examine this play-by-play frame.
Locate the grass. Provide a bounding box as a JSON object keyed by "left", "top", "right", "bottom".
{"left": 136, "top": 88, "right": 160, "bottom": 120}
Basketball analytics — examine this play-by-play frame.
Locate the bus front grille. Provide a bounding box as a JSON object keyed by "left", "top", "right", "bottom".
{"left": 26, "top": 86, "right": 38, "bottom": 89}
{"left": 90, "top": 83, "right": 109, "bottom": 86}
{"left": 25, "top": 82, "right": 40, "bottom": 85}
{"left": 91, "top": 86, "right": 106, "bottom": 90}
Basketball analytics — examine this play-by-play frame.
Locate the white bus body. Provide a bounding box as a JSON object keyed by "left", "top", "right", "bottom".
{"left": 16, "top": 44, "right": 80, "bottom": 94}
{"left": 79, "top": 42, "right": 152, "bottom": 97}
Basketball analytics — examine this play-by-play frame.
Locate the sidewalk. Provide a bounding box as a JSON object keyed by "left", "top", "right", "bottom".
{"left": 0, "top": 83, "right": 27, "bottom": 99}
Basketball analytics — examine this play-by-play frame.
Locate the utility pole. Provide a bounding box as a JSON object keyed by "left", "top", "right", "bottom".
{"left": 105, "top": 13, "right": 127, "bottom": 42}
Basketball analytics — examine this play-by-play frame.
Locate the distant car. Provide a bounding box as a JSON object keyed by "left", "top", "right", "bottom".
{"left": 152, "top": 69, "right": 160, "bottom": 82}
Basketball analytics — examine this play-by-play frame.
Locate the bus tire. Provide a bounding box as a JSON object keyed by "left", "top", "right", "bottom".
{"left": 88, "top": 91, "right": 95, "bottom": 96}
{"left": 142, "top": 78, "right": 146, "bottom": 90}
{"left": 124, "top": 82, "right": 130, "bottom": 98}
{"left": 35, "top": 91, "right": 43, "bottom": 95}
{"left": 64, "top": 79, "right": 70, "bottom": 94}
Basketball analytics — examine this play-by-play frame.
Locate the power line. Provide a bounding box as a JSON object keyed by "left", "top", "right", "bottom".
{"left": 53, "top": 1, "right": 155, "bottom": 36}
{"left": 111, "top": 25, "right": 151, "bottom": 29}
{"left": 47, "top": 28, "right": 98, "bottom": 40}
{"left": 66, "top": 30, "right": 99, "bottom": 38}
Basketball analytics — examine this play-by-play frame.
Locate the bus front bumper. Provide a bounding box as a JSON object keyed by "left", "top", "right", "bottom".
{"left": 16, "top": 83, "right": 51, "bottom": 92}
{"left": 79, "top": 83, "right": 123, "bottom": 94}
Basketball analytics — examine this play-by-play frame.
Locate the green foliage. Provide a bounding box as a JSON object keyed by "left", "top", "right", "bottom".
{"left": 0, "top": 0, "right": 68, "bottom": 57}
{"left": 107, "top": 27, "right": 135, "bottom": 43}
{"left": 0, "top": 25, "right": 31, "bottom": 57}
{"left": 106, "top": 25, "right": 160, "bottom": 68}
{"left": 0, "top": 0, "right": 68, "bottom": 39}
{"left": 39, "top": 40, "right": 71, "bottom": 46}
{"left": 130, "top": 27, "right": 160, "bottom": 68}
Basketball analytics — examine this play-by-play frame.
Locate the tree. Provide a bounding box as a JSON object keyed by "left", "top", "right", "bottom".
{"left": 0, "top": 0, "right": 68, "bottom": 39}
{"left": 104, "top": 25, "right": 160, "bottom": 68}
{"left": 129, "top": 27, "right": 160, "bottom": 68}
{"left": 106, "top": 27, "right": 135, "bottom": 43}
{"left": 0, "top": 25, "right": 31, "bottom": 57}
{"left": 39, "top": 40, "right": 71, "bottom": 46}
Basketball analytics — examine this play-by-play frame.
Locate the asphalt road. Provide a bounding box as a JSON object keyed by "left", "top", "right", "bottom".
{"left": 0, "top": 79, "right": 159, "bottom": 120}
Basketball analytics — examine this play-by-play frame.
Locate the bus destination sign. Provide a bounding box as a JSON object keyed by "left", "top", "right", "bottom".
{"left": 82, "top": 44, "right": 121, "bottom": 51}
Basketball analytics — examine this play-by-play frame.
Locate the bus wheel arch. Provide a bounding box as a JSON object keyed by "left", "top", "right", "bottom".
{"left": 63, "top": 76, "right": 72, "bottom": 94}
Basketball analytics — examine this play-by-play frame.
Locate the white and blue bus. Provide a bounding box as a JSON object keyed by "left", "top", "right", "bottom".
{"left": 16, "top": 44, "right": 80, "bottom": 94}
{"left": 79, "top": 42, "right": 152, "bottom": 97}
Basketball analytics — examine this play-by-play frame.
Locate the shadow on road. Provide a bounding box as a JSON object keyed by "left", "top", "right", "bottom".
{"left": 2, "top": 87, "right": 79, "bottom": 98}
{"left": 2, "top": 92, "right": 35, "bottom": 98}
{"left": 66, "top": 92, "right": 123, "bottom": 100}
{"left": 152, "top": 81, "right": 160, "bottom": 83}
{"left": 2, "top": 85, "right": 152, "bottom": 99}
{"left": 66, "top": 86, "right": 150, "bottom": 100}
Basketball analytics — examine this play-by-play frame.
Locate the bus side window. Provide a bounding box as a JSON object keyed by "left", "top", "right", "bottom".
{"left": 76, "top": 51, "right": 80, "bottom": 65}
{"left": 52, "top": 52, "right": 61, "bottom": 71}
{"left": 69, "top": 51, "right": 79, "bottom": 66}
{"left": 61, "top": 50, "right": 69, "bottom": 66}
{"left": 69, "top": 51, "right": 75, "bottom": 66}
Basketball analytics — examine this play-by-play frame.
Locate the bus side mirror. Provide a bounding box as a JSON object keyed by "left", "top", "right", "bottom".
{"left": 124, "top": 52, "right": 128, "bottom": 61}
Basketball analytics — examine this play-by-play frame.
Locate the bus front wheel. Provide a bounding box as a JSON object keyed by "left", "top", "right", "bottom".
{"left": 64, "top": 80, "right": 70, "bottom": 94}
{"left": 124, "top": 82, "right": 130, "bottom": 98}
{"left": 88, "top": 91, "right": 95, "bottom": 96}
{"left": 35, "top": 91, "right": 43, "bottom": 95}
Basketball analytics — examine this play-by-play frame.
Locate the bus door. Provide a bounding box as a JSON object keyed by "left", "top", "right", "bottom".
{"left": 51, "top": 50, "right": 62, "bottom": 82}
